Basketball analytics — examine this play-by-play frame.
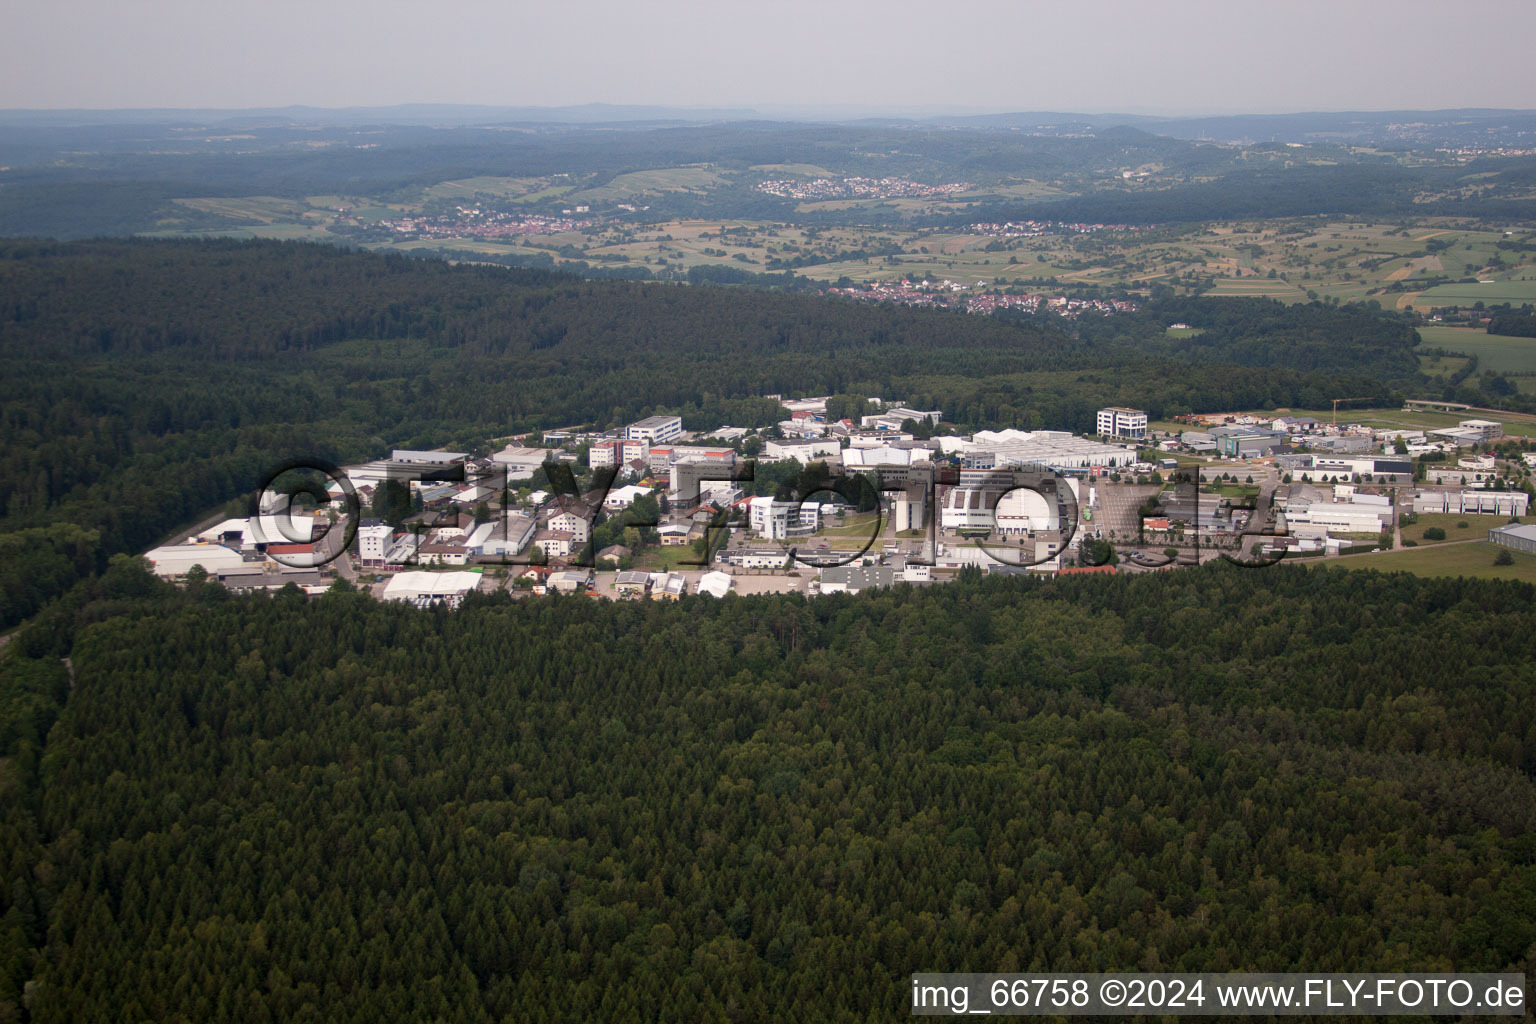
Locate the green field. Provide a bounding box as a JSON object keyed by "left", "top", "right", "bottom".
{"left": 569, "top": 166, "right": 730, "bottom": 203}
{"left": 808, "top": 512, "right": 883, "bottom": 539}
{"left": 1402, "top": 512, "right": 1532, "bottom": 545}
{"left": 748, "top": 163, "right": 836, "bottom": 178}
{"left": 1323, "top": 540, "right": 1536, "bottom": 582}
{"left": 422, "top": 176, "right": 560, "bottom": 202}
{"left": 173, "top": 196, "right": 311, "bottom": 223}
{"left": 1416, "top": 352, "right": 1472, "bottom": 378}
{"left": 631, "top": 545, "right": 710, "bottom": 572}
{"left": 1414, "top": 279, "right": 1536, "bottom": 307}
{"left": 1415, "top": 325, "right": 1536, "bottom": 374}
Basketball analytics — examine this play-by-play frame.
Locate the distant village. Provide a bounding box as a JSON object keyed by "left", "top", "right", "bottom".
{"left": 755, "top": 176, "right": 972, "bottom": 201}
{"left": 823, "top": 278, "right": 1139, "bottom": 318}
{"left": 143, "top": 396, "right": 1536, "bottom": 607}
{"left": 966, "top": 219, "right": 1145, "bottom": 237}
{"left": 377, "top": 208, "right": 598, "bottom": 240}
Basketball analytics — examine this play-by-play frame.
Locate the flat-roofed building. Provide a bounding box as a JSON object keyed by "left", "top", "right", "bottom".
{"left": 962, "top": 430, "right": 1132, "bottom": 471}
{"left": 650, "top": 572, "right": 687, "bottom": 600}
{"left": 940, "top": 486, "right": 1059, "bottom": 536}
{"left": 392, "top": 449, "right": 468, "bottom": 465}
{"left": 1413, "top": 490, "right": 1530, "bottom": 517}
{"left": 818, "top": 565, "right": 897, "bottom": 594}
{"left": 613, "top": 570, "right": 651, "bottom": 596}
{"left": 1096, "top": 407, "right": 1148, "bottom": 440}
{"left": 491, "top": 446, "right": 552, "bottom": 477}
{"left": 763, "top": 438, "right": 842, "bottom": 462}
{"left": 356, "top": 524, "right": 396, "bottom": 566}
{"left": 1281, "top": 500, "right": 1394, "bottom": 536}
{"left": 1490, "top": 522, "right": 1536, "bottom": 555}
{"left": 748, "top": 497, "right": 821, "bottom": 539}
{"left": 625, "top": 415, "right": 682, "bottom": 445}
{"left": 588, "top": 439, "right": 650, "bottom": 469}
{"left": 1459, "top": 419, "right": 1504, "bottom": 441}
{"left": 382, "top": 570, "right": 483, "bottom": 608}
{"left": 144, "top": 544, "right": 246, "bottom": 578}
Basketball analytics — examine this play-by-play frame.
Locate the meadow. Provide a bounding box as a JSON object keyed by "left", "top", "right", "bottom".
{"left": 1415, "top": 324, "right": 1536, "bottom": 374}
{"left": 1323, "top": 540, "right": 1536, "bottom": 582}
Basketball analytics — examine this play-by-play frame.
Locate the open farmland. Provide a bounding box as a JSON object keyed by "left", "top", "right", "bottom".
{"left": 1416, "top": 325, "right": 1536, "bottom": 374}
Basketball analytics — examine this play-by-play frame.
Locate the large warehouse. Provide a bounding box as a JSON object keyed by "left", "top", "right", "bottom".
{"left": 381, "top": 570, "right": 484, "bottom": 608}
{"left": 144, "top": 544, "right": 246, "bottom": 578}
{"left": 1490, "top": 523, "right": 1536, "bottom": 555}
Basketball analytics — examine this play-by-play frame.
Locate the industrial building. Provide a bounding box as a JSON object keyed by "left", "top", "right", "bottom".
{"left": 762, "top": 438, "right": 842, "bottom": 462}
{"left": 1281, "top": 498, "right": 1394, "bottom": 536}
{"left": 391, "top": 449, "right": 468, "bottom": 466}
{"left": 1412, "top": 490, "right": 1530, "bottom": 517}
{"left": 382, "top": 570, "right": 483, "bottom": 608}
{"left": 960, "top": 430, "right": 1133, "bottom": 471}
{"left": 144, "top": 544, "right": 247, "bottom": 578}
{"left": 1490, "top": 523, "right": 1536, "bottom": 555}
{"left": 1278, "top": 455, "right": 1414, "bottom": 481}
{"left": 625, "top": 415, "right": 683, "bottom": 445}
{"left": 490, "top": 446, "right": 554, "bottom": 477}
{"left": 940, "top": 486, "right": 1059, "bottom": 536}
{"left": 818, "top": 565, "right": 897, "bottom": 594}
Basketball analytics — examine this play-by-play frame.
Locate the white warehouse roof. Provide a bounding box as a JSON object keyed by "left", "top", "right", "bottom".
{"left": 382, "top": 571, "right": 483, "bottom": 605}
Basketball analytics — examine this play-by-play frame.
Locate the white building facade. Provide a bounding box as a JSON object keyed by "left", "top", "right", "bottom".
{"left": 1096, "top": 407, "right": 1148, "bottom": 440}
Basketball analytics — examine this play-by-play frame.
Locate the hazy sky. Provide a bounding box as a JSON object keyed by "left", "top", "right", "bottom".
{"left": 5, "top": 0, "right": 1535, "bottom": 114}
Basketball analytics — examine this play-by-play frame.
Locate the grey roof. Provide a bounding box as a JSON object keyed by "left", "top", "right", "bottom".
{"left": 820, "top": 565, "right": 897, "bottom": 592}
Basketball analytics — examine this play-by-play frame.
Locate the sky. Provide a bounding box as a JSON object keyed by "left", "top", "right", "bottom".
{"left": 4, "top": 0, "right": 1536, "bottom": 115}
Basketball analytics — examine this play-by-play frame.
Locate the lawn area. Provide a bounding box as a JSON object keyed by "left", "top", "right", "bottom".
{"left": 1323, "top": 541, "right": 1536, "bottom": 582}
{"left": 630, "top": 545, "right": 711, "bottom": 572}
{"left": 1402, "top": 512, "right": 1532, "bottom": 545}
{"left": 1202, "top": 484, "right": 1260, "bottom": 500}
{"left": 809, "top": 512, "right": 883, "bottom": 539}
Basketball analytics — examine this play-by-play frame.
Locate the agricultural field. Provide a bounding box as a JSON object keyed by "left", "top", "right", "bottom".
{"left": 1415, "top": 324, "right": 1536, "bottom": 374}
{"left": 422, "top": 176, "right": 574, "bottom": 203}
{"left": 139, "top": 163, "right": 1536, "bottom": 310}
{"left": 173, "top": 196, "right": 312, "bottom": 222}
{"left": 1413, "top": 279, "right": 1536, "bottom": 308}
{"left": 567, "top": 166, "right": 732, "bottom": 203}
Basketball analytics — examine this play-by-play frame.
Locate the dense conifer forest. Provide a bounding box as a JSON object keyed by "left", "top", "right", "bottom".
{"left": 1, "top": 562, "right": 1533, "bottom": 1020}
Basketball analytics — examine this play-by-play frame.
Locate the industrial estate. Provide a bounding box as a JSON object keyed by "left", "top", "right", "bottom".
{"left": 145, "top": 398, "right": 1536, "bottom": 607}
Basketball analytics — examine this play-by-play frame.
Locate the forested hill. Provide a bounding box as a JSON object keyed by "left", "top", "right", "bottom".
{"left": 1, "top": 562, "right": 1534, "bottom": 1020}
{"left": 0, "top": 239, "right": 1403, "bottom": 629}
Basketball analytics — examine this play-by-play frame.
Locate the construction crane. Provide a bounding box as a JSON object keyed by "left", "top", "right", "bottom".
{"left": 1331, "top": 397, "right": 1374, "bottom": 428}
